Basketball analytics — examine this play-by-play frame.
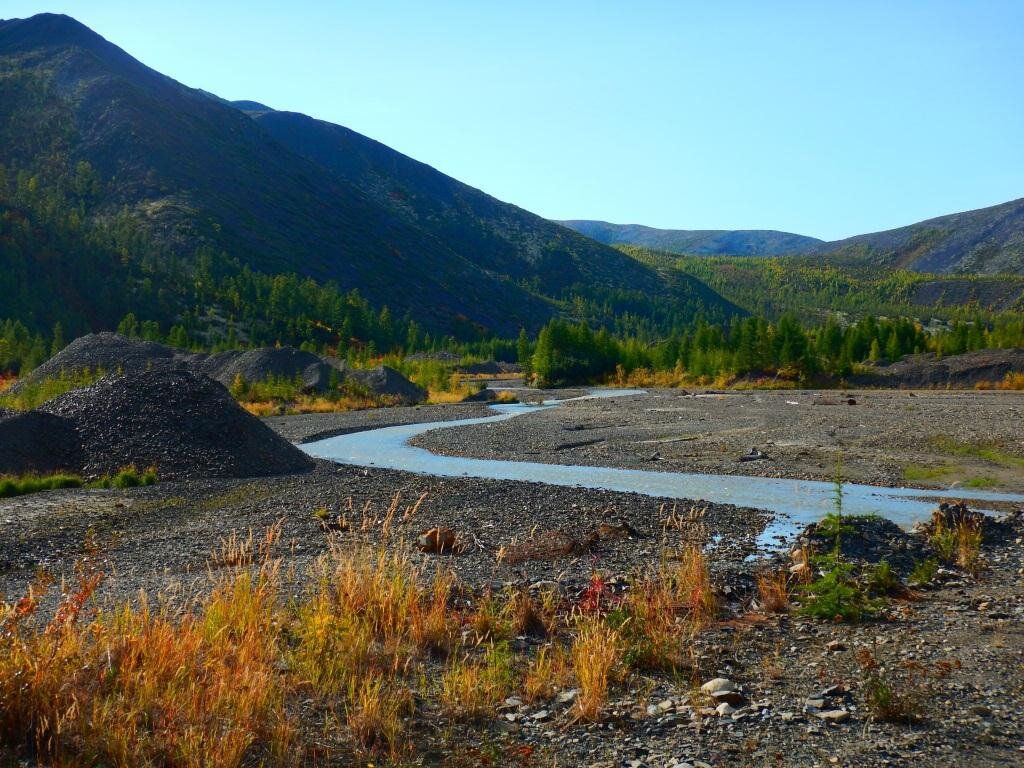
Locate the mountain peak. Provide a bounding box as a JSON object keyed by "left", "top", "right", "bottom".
{"left": 0, "top": 13, "right": 105, "bottom": 53}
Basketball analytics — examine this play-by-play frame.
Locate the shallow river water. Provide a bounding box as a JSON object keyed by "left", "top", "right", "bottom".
{"left": 302, "top": 390, "right": 1024, "bottom": 537}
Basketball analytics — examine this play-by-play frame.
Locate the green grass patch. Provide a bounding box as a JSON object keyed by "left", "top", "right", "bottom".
{"left": 903, "top": 463, "right": 954, "bottom": 482}
{"left": 0, "top": 368, "right": 107, "bottom": 411}
{"left": 0, "top": 473, "right": 84, "bottom": 498}
{"left": 904, "top": 461, "right": 1002, "bottom": 489}
{"left": 0, "top": 467, "right": 156, "bottom": 498}
{"left": 963, "top": 476, "right": 998, "bottom": 489}
{"left": 928, "top": 437, "right": 1024, "bottom": 468}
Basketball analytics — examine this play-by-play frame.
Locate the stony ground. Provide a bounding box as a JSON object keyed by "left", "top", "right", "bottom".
{"left": 2, "top": 391, "right": 1023, "bottom": 767}
{"left": 414, "top": 389, "right": 1024, "bottom": 493}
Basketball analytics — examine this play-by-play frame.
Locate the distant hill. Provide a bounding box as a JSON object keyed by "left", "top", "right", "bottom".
{"left": 806, "top": 198, "right": 1024, "bottom": 274}
{"left": 565, "top": 196, "right": 1024, "bottom": 275}
{"left": 558, "top": 220, "right": 823, "bottom": 256}
{"left": 0, "top": 13, "right": 739, "bottom": 339}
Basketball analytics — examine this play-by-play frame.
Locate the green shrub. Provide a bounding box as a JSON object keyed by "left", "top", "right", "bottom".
{"left": 0, "top": 368, "right": 107, "bottom": 411}
{"left": 0, "top": 473, "right": 84, "bottom": 498}
{"left": 865, "top": 560, "right": 901, "bottom": 597}
{"left": 0, "top": 467, "right": 156, "bottom": 498}
{"left": 907, "top": 558, "right": 939, "bottom": 586}
{"left": 816, "top": 511, "right": 854, "bottom": 540}
{"left": 799, "top": 552, "right": 878, "bottom": 622}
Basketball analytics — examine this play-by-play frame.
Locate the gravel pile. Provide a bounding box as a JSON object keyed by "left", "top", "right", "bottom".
{"left": 861, "top": 348, "right": 1024, "bottom": 388}
{"left": 801, "top": 515, "right": 932, "bottom": 575}
{"left": 345, "top": 364, "right": 427, "bottom": 404}
{"left": 12, "top": 333, "right": 426, "bottom": 401}
{"left": 0, "top": 410, "right": 82, "bottom": 475}
{"left": 35, "top": 370, "right": 314, "bottom": 479}
{"left": 12, "top": 333, "right": 180, "bottom": 388}
{"left": 195, "top": 347, "right": 339, "bottom": 392}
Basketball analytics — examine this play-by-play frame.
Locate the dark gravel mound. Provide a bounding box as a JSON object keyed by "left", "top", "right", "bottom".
{"left": 38, "top": 370, "right": 314, "bottom": 479}
{"left": 855, "top": 348, "right": 1024, "bottom": 388}
{"left": 802, "top": 516, "right": 931, "bottom": 576}
{"left": 0, "top": 410, "right": 83, "bottom": 475}
{"left": 195, "top": 347, "right": 340, "bottom": 393}
{"left": 457, "top": 361, "right": 521, "bottom": 375}
{"left": 12, "top": 333, "right": 180, "bottom": 390}
{"left": 346, "top": 365, "right": 427, "bottom": 404}
{"left": 15, "top": 333, "right": 426, "bottom": 401}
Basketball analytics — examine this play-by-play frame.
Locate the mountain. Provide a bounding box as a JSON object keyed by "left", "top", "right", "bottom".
{"left": 558, "top": 221, "right": 823, "bottom": 256}
{"left": 565, "top": 196, "right": 1024, "bottom": 275}
{"left": 0, "top": 13, "right": 739, "bottom": 339}
{"left": 807, "top": 198, "right": 1024, "bottom": 274}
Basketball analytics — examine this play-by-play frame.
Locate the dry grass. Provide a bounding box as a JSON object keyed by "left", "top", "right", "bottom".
{"left": 975, "top": 372, "right": 1024, "bottom": 391}
{"left": 241, "top": 393, "right": 391, "bottom": 416}
{"left": 570, "top": 617, "right": 622, "bottom": 721}
{"left": 523, "top": 644, "right": 572, "bottom": 703}
{"left": 0, "top": 563, "right": 292, "bottom": 767}
{"left": 425, "top": 387, "right": 475, "bottom": 404}
{"left": 672, "top": 545, "right": 718, "bottom": 624}
{"left": 345, "top": 678, "right": 410, "bottom": 760}
{"left": 756, "top": 570, "right": 791, "bottom": 613}
{"left": 439, "top": 644, "right": 516, "bottom": 721}
{"left": 0, "top": 494, "right": 732, "bottom": 765}
{"left": 930, "top": 516, "right": 984, "bottom": 574}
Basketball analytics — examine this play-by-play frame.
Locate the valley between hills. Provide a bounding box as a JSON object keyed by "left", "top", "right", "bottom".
{"left": 2, "top": 11, "right": 1024, "bottom": 768}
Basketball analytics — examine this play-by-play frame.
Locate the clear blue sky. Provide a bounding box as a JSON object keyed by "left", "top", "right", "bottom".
{"left": 7, "top": 1, "right": 1024, "bottom": 240}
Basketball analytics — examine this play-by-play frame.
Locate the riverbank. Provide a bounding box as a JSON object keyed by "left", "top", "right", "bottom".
{"left": 413, "top": 388, "right": 1024, "bottom": 493}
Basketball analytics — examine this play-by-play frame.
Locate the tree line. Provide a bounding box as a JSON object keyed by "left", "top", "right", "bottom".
{"left": 525, "top": 313, "right": 1024, "bottom": 387}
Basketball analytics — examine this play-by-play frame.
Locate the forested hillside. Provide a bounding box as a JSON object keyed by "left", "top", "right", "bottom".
{"left": 621, "top": 247, "right": 1024, "bottom": 322}
{"left": 0, "top": 13, "right": 737, "bottom": 342}
{"left": 807, "top": 197, "right": 1024, "bottom": 274}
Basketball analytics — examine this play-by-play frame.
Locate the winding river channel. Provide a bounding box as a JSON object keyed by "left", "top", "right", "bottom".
{"left": 302, "top": 390, "right": 1024, "bottom": 535}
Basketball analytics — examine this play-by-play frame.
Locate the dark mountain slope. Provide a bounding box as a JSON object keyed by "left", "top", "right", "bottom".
{"left": 807, "top": 197, "right": 1024, "bottom": 274}
{"left": 558, "top": 220, "right": 822, "bottom": 256}
{"left": 0, "top": 13, "right": 738, "bottom": 336}
{"left": 244, "top": 109, "right": 696, "bottom": 305}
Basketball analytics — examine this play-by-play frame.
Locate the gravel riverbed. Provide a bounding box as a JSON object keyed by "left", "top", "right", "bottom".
{"left": 2, "top": 391, "right": 1023, "bottom": 766}
{"left": 413, "top": 389, "right": 1024, "bottom": 493}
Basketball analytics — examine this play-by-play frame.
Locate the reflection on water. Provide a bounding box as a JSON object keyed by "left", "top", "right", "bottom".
{"left": 302, "top": 390, "right": 1024, "bottom": 535}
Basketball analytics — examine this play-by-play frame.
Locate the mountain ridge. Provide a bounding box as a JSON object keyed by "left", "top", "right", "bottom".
{"left": 804, "top": 197, "right": 1024, "bottom": 274}
{"left": 0, "top": 12, "right": 740, "bottom": 337}
{"left": 561, "top": 196, "right": 1024, "bottom": 274}
{"left": 558, "top": 220, "right": 822, "bottom": 256}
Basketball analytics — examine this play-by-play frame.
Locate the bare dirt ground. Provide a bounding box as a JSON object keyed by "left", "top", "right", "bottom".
{"left": 414, "top": 389, "right": 1024, "bottom": 493}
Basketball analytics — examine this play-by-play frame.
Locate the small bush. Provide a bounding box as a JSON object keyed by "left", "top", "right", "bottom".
{"left": 857, "top": 650, "right": 926, "bottom": 723}
{"left": 865, "top": 560, "right": 901, "bottom": 597}
{"left": 930, "top": 517, "right": 983, "bottom": 574}
{"left": 908, "top": 558, "right": 939, "bottom": 586}
{"left": 799, "top": 552, "right": 878, "bottom": 622}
